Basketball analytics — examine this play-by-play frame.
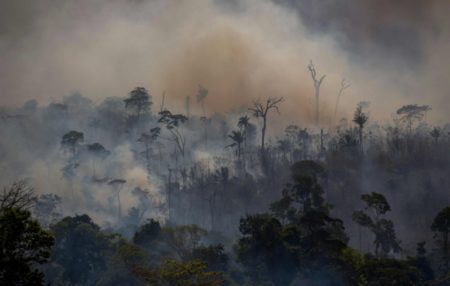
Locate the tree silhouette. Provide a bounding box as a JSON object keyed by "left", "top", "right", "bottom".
{"left": 308, "top": 61, "right": 326, "bottom": 126}
{"left": 124, "top": 87, "right": 152, "bottom": 129}
{"left": 249, "top": 97, "right": 283, "bottom": 153}
{"left": 334, "top": 78, "right": 350, "bottom": 123}
{"left": 352, "top": 192, "right": 401, "bottom": 258}
{"left": 353, "top": 102, "right": 369, "bottom": 154}
{"left": 0, "top": 208, "right": 54, "bottom": 285}
{"left": 138, "top": 127, "right": 161, "bottom": 176}
{"left": 227, "top": 130, "right": 244, "bottom": 162}
{"left": 86, "top": 142, "right": 110, "bottom": 176}
{"left": 396, "top": 104, "right": 431, "bottom": 134}
{"left": 108, "top": 179, "right": 126, "bottom": 219}
{"left": 158, "top": 109, "right": 188, "bottom": 163}
{"left": 196, "top": 85, "right": 208, "bottom": 116}
{"left": 61, "top": 130, "right": 84, "bottom": 157}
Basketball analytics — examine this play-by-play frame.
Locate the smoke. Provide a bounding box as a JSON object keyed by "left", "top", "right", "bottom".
{"left": 1, "top": 0, "right": 449, "bottom": 125}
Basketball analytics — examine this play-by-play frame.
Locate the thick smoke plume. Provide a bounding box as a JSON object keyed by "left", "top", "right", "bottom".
{"left": 1, "top": 0, "right": 449, "bottom": 124}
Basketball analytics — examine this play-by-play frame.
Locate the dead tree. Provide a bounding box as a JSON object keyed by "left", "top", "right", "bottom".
{"left": 249, "top": 97, "right": 284, "bottom": 153}
{"left": 108, "top": 179, "right": 126, "bottom": 219}
{"left": 334, "top": 78, "right": 350, "bottom": 123}
{"left": 308, "top": 61, "right": 326, "bottom": 126}
{"left": 0, "top": 180, "right": 36, "bottom": 211}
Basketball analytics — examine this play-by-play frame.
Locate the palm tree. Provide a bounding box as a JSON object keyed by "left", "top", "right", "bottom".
{"left": 238, "top": 115, "right": 250, "bottom": 131}
{"left": 227, "top": 131, "right": 244, "bottom": 162}
{"left": 353, "top": 102, "right": 369, "bottom": 154}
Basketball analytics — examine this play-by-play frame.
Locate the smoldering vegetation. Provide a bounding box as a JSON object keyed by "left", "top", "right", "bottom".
{"left": 1, "top": 86, "right": 450, "bottom": 285}
{"left": 2, "top": 0, "right": 450, "bottom": 285}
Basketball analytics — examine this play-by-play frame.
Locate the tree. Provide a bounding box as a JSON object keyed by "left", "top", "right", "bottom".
{"left": 352, "top": 192, "right": 401, "bottom": 258}
{"left": 108, "top": 179, "right": 126, "bottom": 219}
{"left": 237, "top": 115, "right": 251, "bottom": 166}
{"left": 161, "top": 225, "right": 207, "bottom": 261}
{"left": 86, "top": 142, "right": 110, "bottom": 176}
{"left": 61, "top": 130, "right": 84, "bottom": 157}
{"left": 235, "top": 214, "right": 297, "bottom": 286}
{"left": 133, "top": 219, "right": 162, "bottom": 249}
{"left": 308, "top": 61, "right": 326, "bottom": 126}
{"left": 158, "top": 109, "right": 188, "bottom": 163}
{"left": 431, "top": 206, "right": 450, "bottom": 274}
{"left": 0, "top": 208, "right": 54, "bottom": 285}
{"left": 138, "top": 127, "right": 161, "bottom": 176}
{"left": 430, "top": 127, "right": 441, "bottom": 145}
{"left": 361, "top": 257, "right": 423, "bottom": 286}
{"left": 33, "top": 193, "right": 62, "bottom": 228}
{"left": 196, "top": 85, "right": 208, "bottom": 116}
{"left": 334, "top": 78, "right": 351, "bottom": 123}
{"left": 134, "top": 259, "right": 224, "bottom": 286}
{"left": 227, "top": 130, "right": 244, "bottom": 162}
{"left": 0, "top": 180, "right": 36, "bottom": 210}
{"left": 248, "top": 97, "right": 283, "bottom": 153}
{"left": 353, "top": 102, "right": 369, "bottom": 153}
{"left": 124, "top": 87, "right": 152, "bottom": 129}
{"left": 192, "top": 244, "right": 228, "bottom": 272}
{"left": 396, "top": 104, "right": 431, "bottom": 134}
{"left": 50, "top": 214, "right": 113, "bottom": 285}
{"left": 208, "top": 167, "right": 229, "bottom": 231}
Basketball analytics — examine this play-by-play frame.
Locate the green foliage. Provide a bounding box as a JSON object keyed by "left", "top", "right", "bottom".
{"left": 133, "top": 218, "right": 162, "bottom": 248}
{"left": 353, "top": 193, "right": 401, "bottom": 258}
{"left": 50, "top": 214, "right": 115, "bottom": 285}
{"left": 162, "top": 224, "right": 208, "bottom": 260}
{"left": 235, "top": 214, "right": 297, "bottom": 286}
{"left": 192, "top": 244, "right": 229, "bottom": 272}
{"left": 361, "top": 257, "right": 423, "bottom": 286}
{"left": 0, "top": 208, "right": 54, "bottom": 285}
{"left": 98, "top": 242, "right": 148, "bottom": 286}
{"left": 431, "top": 206, "right": 450, "bottom": 274}
{"left": 134, "top": 259, "right": 224, "bottom": 286}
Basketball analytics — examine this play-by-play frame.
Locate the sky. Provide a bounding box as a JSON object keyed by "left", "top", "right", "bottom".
{"left": 1, "top": 0, "right": 449, "bottom": 124}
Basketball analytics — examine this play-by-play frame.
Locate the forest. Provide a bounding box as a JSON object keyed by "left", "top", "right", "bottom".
{"left": 1, "top": 85, "right": 450, "bottom": 285}
{"left": 2, "top": 0, "right": 450, "bottom": 285}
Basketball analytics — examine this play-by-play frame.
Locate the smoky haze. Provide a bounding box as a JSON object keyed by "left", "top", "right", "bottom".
{"left": 0, "top": 0, "right": 450, "bottom": 123}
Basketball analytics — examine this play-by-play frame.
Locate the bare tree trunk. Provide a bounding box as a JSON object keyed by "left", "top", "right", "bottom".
{"left": 261, "top": 117, "right": 267, "bottom": 152}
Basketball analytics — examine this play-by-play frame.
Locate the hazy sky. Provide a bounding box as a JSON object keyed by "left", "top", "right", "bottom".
{"left": 1, "top": 0, "right": 449, "bottom": 124}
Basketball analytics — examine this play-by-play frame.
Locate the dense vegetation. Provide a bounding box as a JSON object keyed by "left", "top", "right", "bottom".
{"left": 1, "top": 87, "right": 450, "bottom": 285}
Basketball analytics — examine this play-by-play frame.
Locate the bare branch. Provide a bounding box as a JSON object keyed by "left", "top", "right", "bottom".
{"left": 0, "top": 180, "right": 36, "bottom": 211}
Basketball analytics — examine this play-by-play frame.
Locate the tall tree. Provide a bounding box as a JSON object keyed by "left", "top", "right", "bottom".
{"left": 196, "top": 85, "right": 208, "bottom": 116}
{"left": 307, "top": 61, "right": 326, "bottom": 126}
{"left": 138, "top": 127, "right": 161, "bottom": 176}
{"left": 396, "top": 104, "right": 431, "bottom": 134}
{"left": 352, "top": 101, "right": 369, "bottom": 154}
{"left": 0, "top": 181, "right": 53, "bottom": 286}
{"left": 108, "top": 179, "right": 126, "bottom": 219}
{"left": 86, "top": 142, "right": 110, "bottom": 177}
{"left": 158, "top": 109, "right": 188, "bottom": 163}
{"left": 334, "top": 78, "right": 351, "bottom": 123}
{"left": 248, "top": 97, "right": 283, "bottom": 153}
{"left": 0, "top": 208, "right": 54, "bottom": 285}
{"left": 50, "top": 214, "right": 113, "bottom": 285}
{"left": 124, "top": 87, "right": 152, "bottom": 129}
{"left": 227, "top": 130, "right": 244, "bottom": 162}
{"left": 352, "top": 192, "right": 401, "bottom": 258}
{"left": 61, "top": 130, "right": 84, "bottom": 157}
